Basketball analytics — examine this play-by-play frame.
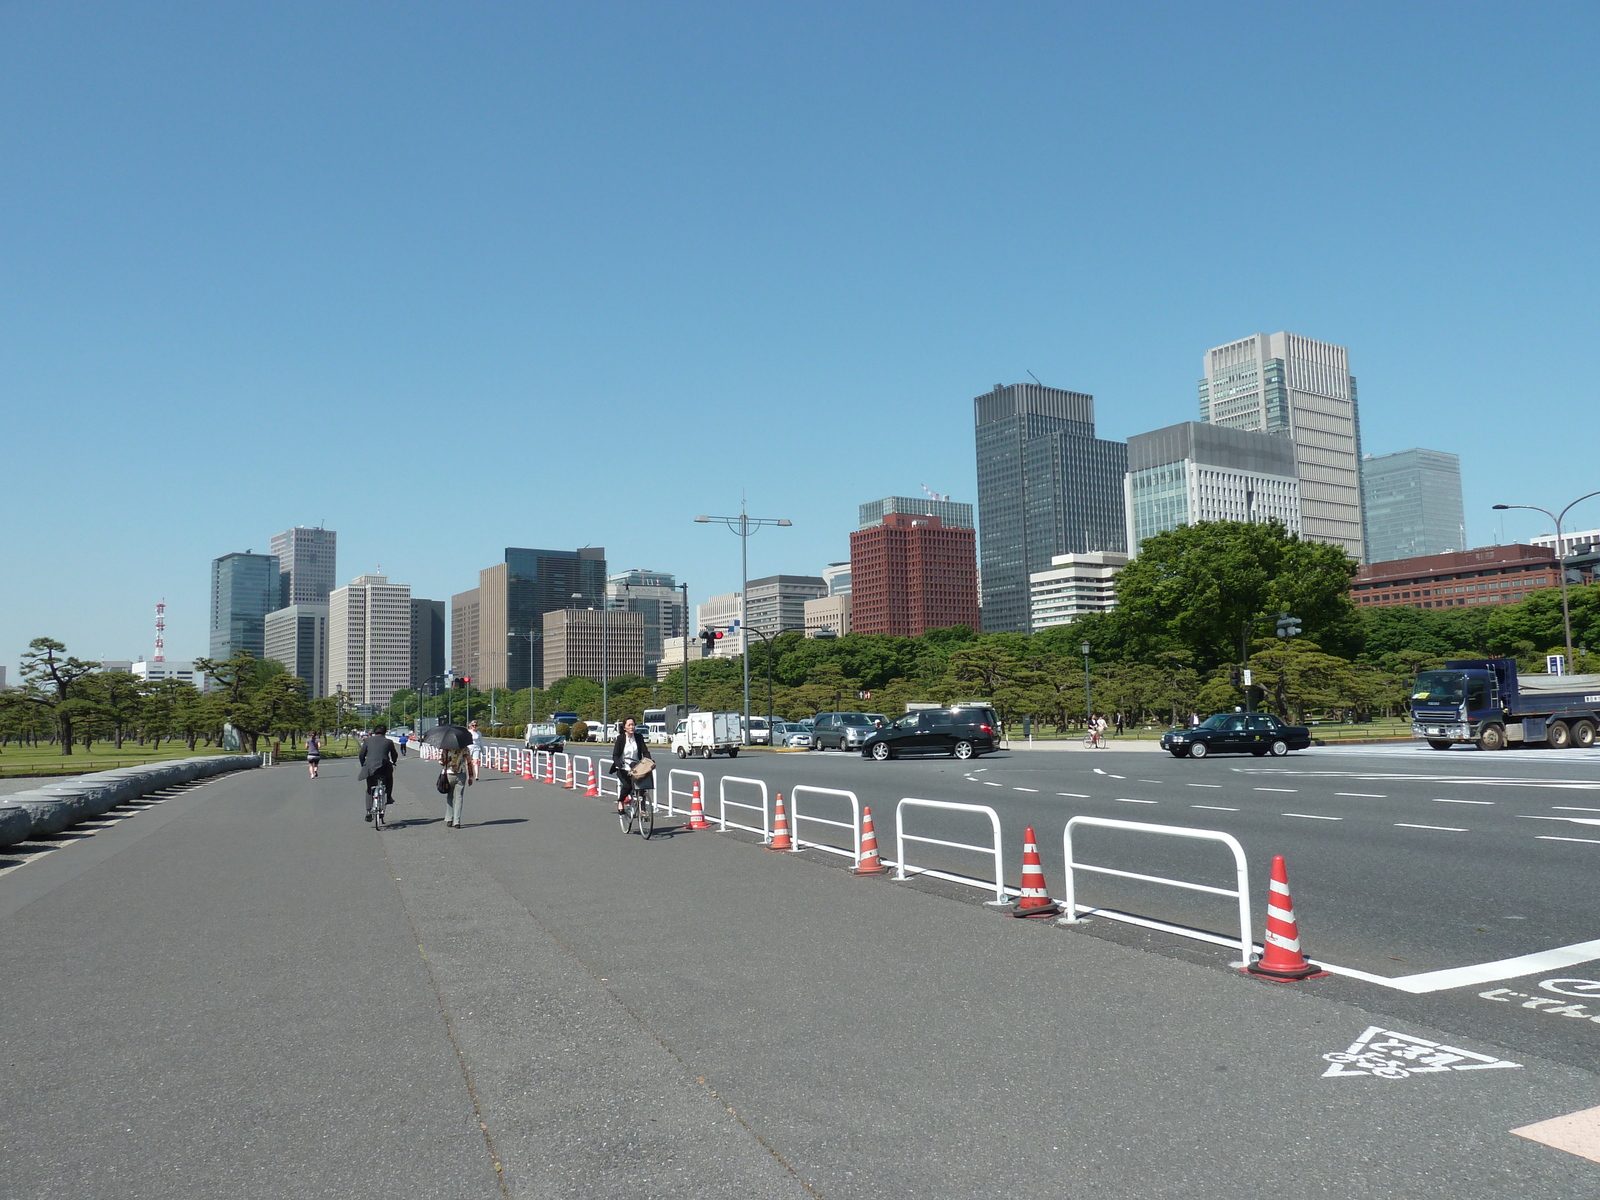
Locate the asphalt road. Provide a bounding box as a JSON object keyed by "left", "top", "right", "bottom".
{"left": 3, "top": 751, "right": 1600, "bottom": 1197}
{"left": 613, "top": 738, "right": 1600, "bottom": 1071}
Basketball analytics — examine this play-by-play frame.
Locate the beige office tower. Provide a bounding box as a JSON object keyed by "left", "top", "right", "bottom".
{"left": 1199, "top": 332, "right": 1365, "bottom": 561}
{"left": 328, "top": 574, "right": 413, "bottom": 709}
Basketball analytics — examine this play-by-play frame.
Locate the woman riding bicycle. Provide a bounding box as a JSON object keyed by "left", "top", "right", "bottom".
{"left": 610, "top": 716, "right": 655, "bottom": 816}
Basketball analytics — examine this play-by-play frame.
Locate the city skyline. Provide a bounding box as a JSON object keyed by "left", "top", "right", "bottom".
{"left": 6, "top": 7, "right": 1597, "bottom": 674}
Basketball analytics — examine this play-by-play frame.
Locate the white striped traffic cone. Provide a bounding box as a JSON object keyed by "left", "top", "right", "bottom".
{"left": 1010, "top": 826, "right": 1061, "bottom": 918}
{"left": 1247, "top": 855, "right": 1323, "bottom": 980}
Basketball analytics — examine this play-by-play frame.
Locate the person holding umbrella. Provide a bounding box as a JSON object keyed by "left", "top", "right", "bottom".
{"left": 423, "top": 722, "right": 478, "bottom": 829}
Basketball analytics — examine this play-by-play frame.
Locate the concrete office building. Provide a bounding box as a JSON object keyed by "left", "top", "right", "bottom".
{"left": 974, "top": 383, "right": 1128, "bottom": 634}
{"left": 209, "top": 551, "right": 279, "bottom": 661}
{"left": 542, "top": 608, "right": 644, "bottom": 686}
{"left": 804, "top": 595, "right": 852, "bottom": 638}
{"left": 269, "top": 526, "right": 336, "bottom": 609}
{"left": 411, "top": 598, "right": 446, "bottom": 690}
{"left": 745, "top": 575, "right": 827, "bottom": 637}
{"left": 329, "top": 574, "right": 412, "bottom": 709}
{"left": 655, "top": 635, "right": 703, "bottom": 682}
{"left": 468, "top": 547, "right": 608, "bottom": 691}
{"left": 1124, "top": 422, "right": 1301, "bottom": 553}
{"left": 450, "top": 588, "right": 480, "bottom": 679}
{"left": 131, "top": 659, "right": 202, "bottom": 689}
{"left": 696, "top": 592, "right": 745, "bottom": 657}
{"left": 1029, "top": 553, "right": 1128, "bottom": 630}
{"left": 607, "top": 569, "right": 685, "bottom": 676}
{"left": 1530, "top": 528, "right": 1600, "bottom": 558}
{"left": 858, "top": 496, "right": 975, "bottom": 531}
{"left": 1199, "top": 331, "right": 1365, "bottom": 560}
{"left": 1352, "top": 544, "right": 1559, "bottom": 610}
{"left": 849, "top": 513, "right": 979, "bottom": 637}
{"left": 822, "top": 562, "right": 852, "bottom": 596}
{"left": 264, "top": 603, "right": 329, "bottom": 698}
{"left": 1360, "top": 449, "right": 1466, "bottom": 564}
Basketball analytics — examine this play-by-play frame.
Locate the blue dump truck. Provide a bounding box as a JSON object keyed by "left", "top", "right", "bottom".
{"left": 1411, "top": 658, "right": 1600, "bottom": 751}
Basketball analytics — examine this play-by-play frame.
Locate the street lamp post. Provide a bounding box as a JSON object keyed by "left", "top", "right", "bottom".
{"left": 696, "top": 504, "right": 793, "bottom": 745}
{"left": 1493, "top": 490, "right": 1600, "bottom": 671}
{"left": 680, "top": 582, "right": 690, "bottom": 721}
{"left": 1081, "top": 641, "right": 1093, "bottom": 729}
{"left": 573, "top": 591, "right": 607, "bottom": 734}
{"left": 746, "top": 625, "right": 776, "bottom": 735}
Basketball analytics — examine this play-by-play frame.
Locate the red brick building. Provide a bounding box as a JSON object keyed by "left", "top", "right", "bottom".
{"left": 848, "top": 513, "right": 980, "bottom": 636}
{"left": 1351, "top": 544, "right": 1559, "bottom": 611}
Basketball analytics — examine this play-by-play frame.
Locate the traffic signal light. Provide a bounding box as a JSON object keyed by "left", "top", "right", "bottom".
{"left": 700, "top": 628, "right": 723, "bottom": 655}
{"left": 1229, "top": 665, "right": 1242, "bottom": 687}
{"left": 1275, "top": 615, "right": 1302, "bottom": 639}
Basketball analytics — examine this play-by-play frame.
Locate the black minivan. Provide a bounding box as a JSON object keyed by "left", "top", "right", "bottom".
{"left": 859, "top": 707, "right": 999, "bottom": 760}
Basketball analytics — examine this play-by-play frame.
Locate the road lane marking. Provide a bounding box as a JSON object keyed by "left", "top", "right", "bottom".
{"left": 1013, "top": 787, "right": 1038, "bottom": 792}
{"left": 984, "top": 781, "right": 1003, "bottom": 787}
{"left": 1255, "top": 787, "right": 1297, "bottom": 792}
{"left": 1395, "top": 823, "right": 1467, "bottom": 832}
{"left": 1115, "top": 798, "right": 1157, "bottom": 804}
{"left": 1191, "top": 805, "right": 1239, "bottom": 812}
{"left": 1376, "top": 938, "right": 1600, "bottom": 993}
{"left": 1137, "top": 779, "right": 1164, "bottom": 784}
{"left": 1057, "top": 792, "right": 1090, "bottom": 798}
{"left": 1520, "top": 815, "right": 1600, "bottom": 826}
{"left": 1283, "top": 813, "right": 1341, "bottom": 820}
{"left": 1322, "top": 1026, "right": 1518, "bottom": 1079}
{"left": 1186, "top": 783, "right": 1222, "bottom": 788}
{"left": 1432, "top": 798, "right": 1492, "bottom": 805}
{"left": 1336, "top": 792, "right": 1386, "bottom": 797}
{"left": 1538, "top": 836, "right": 1600, "bottom": 845}
{"left": 1553, "top": 806, "right": 1600, "bottom": 812}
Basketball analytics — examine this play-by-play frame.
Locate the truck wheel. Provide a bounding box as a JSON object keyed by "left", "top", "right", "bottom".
{"left": 701, "top": 746, "right": 713, "bottom": 760}
{"left": 1548, "top": 721, "right": 1572, "bottom": 749}
{"left": 676, "top": 747, "right": 687, "bottom": 758}
{"left": 728, "top": 748, "right": 738, "bottom": 758}
{"left": 1478, "top": 724, "right": 1506, "bottom": 752}
{"left": 1571, "top": 719, "right": 1597, "bottom": 748}
{"left": 1426, "top": 740, "right": 1452, "bottom": 751}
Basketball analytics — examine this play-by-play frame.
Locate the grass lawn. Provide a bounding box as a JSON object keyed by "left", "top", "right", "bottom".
{"left": 0, "top": 738, "right": 348, "bottom": 778}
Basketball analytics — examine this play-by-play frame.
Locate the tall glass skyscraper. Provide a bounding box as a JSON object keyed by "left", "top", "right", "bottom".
{"left": 974, "top": 383, "right": 1128, "bottom": 634}
{"left": 1199, "top": 332, "right": 1365, "bottom": 560}
{"left": 1360, "top": 448, "right": 1466, "bottom": 564}
{"left": 209, "top": 551, "right": 279, "bottom": 661}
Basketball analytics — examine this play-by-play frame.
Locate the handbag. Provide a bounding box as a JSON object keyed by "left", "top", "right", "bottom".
{"left": 628, "top": 757, "right": 656, "bottom": 780}
{"left": 436, "top": 769, "right": 451, "bottom": 795}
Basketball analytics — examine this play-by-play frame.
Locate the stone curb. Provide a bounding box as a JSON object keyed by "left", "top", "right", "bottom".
{"left": 0, "top": 755, "right": 262, "bottom": 848}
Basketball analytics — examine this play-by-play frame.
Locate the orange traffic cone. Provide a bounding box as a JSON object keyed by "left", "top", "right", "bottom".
{"left": 1010, "top": 826, "right": 1061, "bottom": 917}
{"left": 544, "top": 755, "right": 554, "bottom": 785}
{"left": 686, "top": 779, "right": 711, "bottom": 830}
{"left": 1247, "top": 855, "right": 1324, "bottom": 980}
{"left": 852, "top": 805, "right": 890, "bottom": 875}
{"left": 768, "top": 793, "right": 793, "bottom": 850}
{"left": 565, "top": 759, "right": 576, "bottom": 789}
{"left": 522, "top": 752, "right": 532, "bottom": 780}
{"left": 584, "top": 763, "right": 599, "bottom": 797}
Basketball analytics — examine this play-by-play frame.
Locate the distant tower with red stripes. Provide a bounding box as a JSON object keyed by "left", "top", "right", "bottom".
{"left": 154, "top": 600, "right": 166, "bottom": 662}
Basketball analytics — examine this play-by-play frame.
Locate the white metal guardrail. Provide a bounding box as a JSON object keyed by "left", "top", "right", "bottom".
{"left": 535, "top": 749, "right": 551, "bottom": 781}
{"left": 1060, "top": 816, "right": 1253, "bottom": 965}
{"left": 553, "top": 752, "right": 573, "bottom": 788}
{"left": 666, "top": 769, "right": 705, "bottom": 816}
{"left": 571, "top": 754, "right": 592, "bottom": 792}
{"left": 894, "top": 798, "right": 1008, "bottom": 906}
{"left": 719, "top": 776, "right": 770, "bottom": 841}
{"left": 789, "top": 786, "right": 861, "bottom": 863}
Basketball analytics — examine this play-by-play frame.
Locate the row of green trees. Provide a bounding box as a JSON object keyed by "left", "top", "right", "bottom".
{"left": 0, "top": 639, "right": 361, "bottom": 756}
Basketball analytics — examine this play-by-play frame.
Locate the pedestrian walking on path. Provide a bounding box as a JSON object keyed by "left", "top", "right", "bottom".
{"left": 441, "top": 747, "right": 475, "bottom": 828}
{"left": 397, "top": 730, "right": 409, "bottom": 757}
{"left": 306, "top": 733, "right": 321, "bottom": 778}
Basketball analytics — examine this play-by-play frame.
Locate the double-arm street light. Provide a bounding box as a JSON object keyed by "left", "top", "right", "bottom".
{"left": 574, "top": 591, "right": 608, "bottom": 734}
{"left": 695, "top": 504, "right": 792, "bottom": 745}
{"left": 1494, "top": 490, "right": 1600, "bottom": 670}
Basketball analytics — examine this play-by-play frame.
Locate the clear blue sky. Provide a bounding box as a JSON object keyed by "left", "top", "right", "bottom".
{"left": 4, "top": 2, "right": 1597, "bottom": 675}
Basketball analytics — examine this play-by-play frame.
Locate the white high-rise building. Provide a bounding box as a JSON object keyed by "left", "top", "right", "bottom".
{"left": 1124, "top": 422, "right": 1301, "bottom": 554}
{"left": 696, "top": 591, "right": 744, "bottom": 657}
{"left": 264, "top": 603, "right": 329, "bottom": 698}
{"left": 1028, "top": 553, "right": 1129, "bottom": 631}
{"left": 328, "top": 574, "right": 412, "bottom": 709}
{"left": 1200, "top": 332, "right": 1364, "bottom": 560}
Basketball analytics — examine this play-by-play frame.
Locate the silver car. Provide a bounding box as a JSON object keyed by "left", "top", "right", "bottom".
{"left": 774, "top": 722, "right": 812, "bottom": 749}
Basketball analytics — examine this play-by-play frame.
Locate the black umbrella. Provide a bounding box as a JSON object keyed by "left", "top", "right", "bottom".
{"left": 422, "top": 723, "right": 474, "bottom": 751}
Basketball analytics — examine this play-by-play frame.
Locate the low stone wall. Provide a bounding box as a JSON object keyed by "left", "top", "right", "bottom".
{"left": 0, "top": 755, "right": 262, "bottom": 849}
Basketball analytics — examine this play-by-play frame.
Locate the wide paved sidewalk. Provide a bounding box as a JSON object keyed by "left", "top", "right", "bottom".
{"left": 2, "top": 755, "right": 1597, "bottom": 1198}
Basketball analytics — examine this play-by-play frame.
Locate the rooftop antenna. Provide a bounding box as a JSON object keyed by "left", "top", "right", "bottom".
{"left": 1027, "top": 370, "right": 1044, "bottom": 388}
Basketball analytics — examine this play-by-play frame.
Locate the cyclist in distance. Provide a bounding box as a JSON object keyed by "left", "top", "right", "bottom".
{"left": 358, "top": 724, "right": 399, "bottom": 822}
{"left": 610, "top": 716, "right": 654, "bottom": 817}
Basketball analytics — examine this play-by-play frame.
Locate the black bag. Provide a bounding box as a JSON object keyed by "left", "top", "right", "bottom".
{"left": 436, "top": 769, "right": 451, "bottom": 795}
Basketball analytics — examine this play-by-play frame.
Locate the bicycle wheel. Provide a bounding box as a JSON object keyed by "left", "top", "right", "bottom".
{"left": 618, "top": 798, "right": 635, "bottom": 833}
{"left": 637, "top": 795, "right": 654, "bottom": 839}
{"left": 371, "top": 784, "right": 386, "bottom": 829}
